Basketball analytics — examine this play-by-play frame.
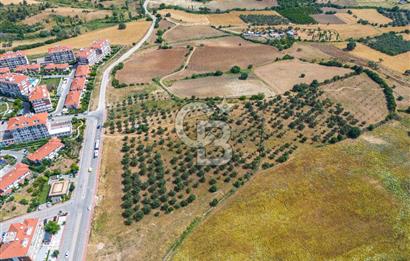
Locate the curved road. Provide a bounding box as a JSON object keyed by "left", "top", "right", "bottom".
{"left": 0, "top": 1, "right": 156, "bottom": 260}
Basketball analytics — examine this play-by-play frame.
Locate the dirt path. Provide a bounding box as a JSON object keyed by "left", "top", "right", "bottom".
{"left": 0, "top": 101, "right": 10, "bottom": 117}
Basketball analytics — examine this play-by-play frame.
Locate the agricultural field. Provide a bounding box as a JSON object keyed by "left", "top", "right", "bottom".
{"left": 168, "top": 74, "right": 275, "bottom": 98}
{"left": 362, "top": 33, "right": 410, "bottom": 56}
{"left": 0, "top": 0, "right": 38, "bottom": 4}
{"left": 350, "top": 9, "right": 393, "bottom": 24}
{"left": 283, "top": 42, "right": 332, "bottom": 61}
{"left": 24, "top": 20, "right": 151, "bottom": 55}
{"left": 173, "top": 113, "right": 410, "bottom": 260}
{"left": 254, "top": 59, "right": 352, "bottom": 94}
{"left": 322, "top": 74, "right": 389, "bottom": 124}
{"left": 311, "top": 14, "right": 346, "bottom": 24}
{"left": 164, "top": 25, "right": 227, "bottom": 42}
{"left": 116, "top": 46, "right": 189, "bottom": 84}
{"left": 150, "top": 0, "right": 278, "bottom": 11}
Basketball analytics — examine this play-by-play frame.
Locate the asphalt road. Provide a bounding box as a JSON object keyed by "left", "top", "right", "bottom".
{"left": 0, "top": 2, "right": 156, "bottom": 260}
{"left": 53, "top": 70, "right": 75, "bottom": 116}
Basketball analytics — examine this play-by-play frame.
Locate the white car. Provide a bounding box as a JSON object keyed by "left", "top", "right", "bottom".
{"left": 65, "top": 251, "right": 69, "bottom": 258}
{"left": 87, "top": 205, "right": 91, "bottom": 211}
{"left": 88, "top": 167, "right": 93, "bottom": 173}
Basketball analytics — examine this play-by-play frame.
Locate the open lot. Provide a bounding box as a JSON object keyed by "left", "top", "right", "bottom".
{"left": 254, "top": 59, "right": 352, "bottom": 94}
{"left": 283, "top": 43, "right": 332, "bottom": 62}
{"left": 322, "top": 74, "right": 389, "bottom": 124}
{"left": 164, "top": 25, "right": 227, "bottom": 43}
{"left": 173, "top": 114, "right": 410, "bottom": 260}
{"left": 151, "top": 0, "right": 278, "bottom": 11}
{"left": 350, "top": 9, "right": 393, "bottom": 24}
{"left": 116, "top": 46, "right": 188, "bottom": 84}
{"left": 169, "top": 74, "right": 274, "bottom": 98}
{"left": 24, "top": 20, "right": 151, "bottom": 55}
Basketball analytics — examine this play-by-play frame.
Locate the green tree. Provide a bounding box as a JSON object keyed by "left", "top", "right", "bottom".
{"left": 347, "top": 127, "right": 361, "bottom": 139}
{"left": 346, "top": 40, "right": 356, "bottom": 51}
{"left": 45, "top": 221, "right": 60, "bottom": 235}
{"left": 230, "top": 65, "right": 241, "bottom": 74}
{"left": 118, "top": 22, "right": 126, "bottom": 30}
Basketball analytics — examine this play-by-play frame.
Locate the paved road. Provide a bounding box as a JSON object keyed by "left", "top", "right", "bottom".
{"left": 53, "top": 70, "right": 75, "bottom": 116}
{"left": 0, "top": 149, "right": 26, "bottom": 163}
{"left": 0, "top": 1, "right": 156, "bottom": 260}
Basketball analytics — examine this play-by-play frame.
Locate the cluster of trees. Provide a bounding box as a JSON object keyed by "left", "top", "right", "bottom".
{"left": 377, "top": 7, "right": 410, "bottom": 27}
{"left": 363, "top": 69, "right": 396, "bottom": 113}
{"left": 239, "top": 14, "right": 289, "bottom": 25}
{"left": 361, "top": 33, "right": 410, "bottom": 56}
{"left": 277, "top": 6, "right": 319, "bottom": 24}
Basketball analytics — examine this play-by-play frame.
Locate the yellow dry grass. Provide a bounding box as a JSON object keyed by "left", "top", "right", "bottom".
{"left": 335, "top": 13, "right": 358, "bottom": 24}
{"left": 159, "top": 9, "right": 209, "bottom": 24}
{"left": 0, "top": 0, "right": 37, "bottom": 4}
{"left": 401, "top": 33, "right": 410, "bottom": 41}
{"left": 23, "top": 8, "right": 112, "bottom": 25}
{"left": 294, "top": 24, "right": 382, "bottom": 40}
{"left": 351, "top": 9, "right": 392, "bottom": 24}
{"left": 24, "top": 20, "right": 151, "bottom": 55}
{"left": 336, "top": 42, "right": 410, "bottom": 73}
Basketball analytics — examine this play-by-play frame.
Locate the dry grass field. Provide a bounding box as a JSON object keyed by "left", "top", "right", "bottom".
{"left": 151, "top": 0, "right": 277, "bottom": 11}
{"left": 24, "top": 20, "right": 151, "bottom": 55}
{"left": 402, "top": 33, "right": 410, "bottom": 41}
{"left": 116, "top": 47, "right": 189, "bottom": 84}
{"left": 322, "top": 74, "right": 389, "bottom": 124}
{"left": 311, "top": 14, "right": 346, "bottom": 24}
{"left": 23, "top": 7, "right": 112, "bottom": 25}
{"left": 351, "top": 9, "right": 392, "bottom": 24}
{"left": 168, "top": 74, "right": 275, "bottom": 98}
{"left": 173, "top": 114, "right": 410, "bottom": 260}
{"left": 0, "top": 0, "right": 37, "bottom": 4}
{"left": 254, "top": 59, "right": 352, "bottom": 94}
{"left": 336, "top": 43, "right": 410, "bottom": 73}
{"left": 282, "top": 43, "right": 332, "bottom": 62}
{"left": 164, "top": 25, "right": 227, "bottom": 42}
{"left": 335, "top": 12, "right": 358, "bottom": 24}
{"left": 297, "top": 24, "right": 381, "bottom": 40}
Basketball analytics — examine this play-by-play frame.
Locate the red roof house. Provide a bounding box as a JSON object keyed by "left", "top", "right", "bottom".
{"left": 0, "top": 163, "right": 31, "bottom": 195}
{"left": 27, "top": 137, "right": 64, "bottom": 162}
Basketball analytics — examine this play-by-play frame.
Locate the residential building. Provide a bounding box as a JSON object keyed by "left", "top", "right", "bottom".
{"left": 64, "top": 90, "right": 81, "bottom": 109}
{"left": 0, "top": 120, "right": 13, "bottom": 147}
{"left": 29, "top": 85, "right": 53, "bottom": 113}
{"left": 0, "top": 51, "right": 29, "bottom": 69}
{"left": 70, "top": 77, "right": 86, "bottom": 92}
{"left": 0, "top": 67, "right": 10, "bottom": 74}
{"left": 75, "top": 65, "right": 90, "bottom": 78}
{"left": 43, "top": 63, "right": 70, "bottom": 73}
{"left": 76, "top": 48, "right": 98, "bottom": 66}
{"left": 0, "top": 218, "right": 44, "bottom": 260}
{"left": 27, "top": 137, "right": 64, "bottom": 163}
{"left": 0, "top": 163, "right": 31, "bottom": 195}
{"left": 6, "top": 112, "right": 50, "bottom": 143}
{"left": 91, "top": 39, "right": 111, "bottom": 60}
{"left": 0, "top": 73, "right": 39, "bottom": 99}
{"left": 45, "top": 46, "right": 76, "bottom": 64}
{"left": 15, "top": 64, "right": 41, "bottom": 74}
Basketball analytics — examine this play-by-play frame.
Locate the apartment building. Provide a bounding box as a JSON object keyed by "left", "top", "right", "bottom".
{"left": 91, "top": 39, "right": 111, "bottom": 60}
{"left": 6, "top": 112, "right": 50, "bottom": 143}
{"left": 45, "top": 46, "right": 76, "bottom": 64}
{"left": 0, "top": 73, "right": 38, "bottom": 99}
{"left": 27, "top": 137, "right": 64, "bottom": 163}
{"left": 15, "top": 64, "right": 41, "bottom": 74}
{"left": 64, "top": 90, "right": 81, "bottom": 109}
{"left": 43, "top": 63, "right": 70, "bottom": 73}
{"left": 0, "top": 163, "right": 31, "bottom": 195}
{"left": 0, "top": 51, "right": 29, "bottom": 69}
{"left": 0, "top": 218, "right": 44, "bottom": 261}
{"left": 75, "top": 65, "right": 90, "bottom": 78}
{"left": 76, "top": 48, "right": 98, "bottom": 66}
{"left": 29, "top": 85, "right": 53, "bottom": 113}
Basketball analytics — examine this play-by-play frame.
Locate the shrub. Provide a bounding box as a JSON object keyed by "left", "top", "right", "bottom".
{"left": 230, "top": 65, "right": 241, "bottom": 74}
{"left": 347, "top": 126, "right": 361, "bottom": 139}
{"left": 209, "top": 198, "right": 218, "bottom": 207}
{"left": 239, "top": 72, "right": 248, "bottom": 80}
{"left": 118, "top": 22, "right": 126, "bottom": 30}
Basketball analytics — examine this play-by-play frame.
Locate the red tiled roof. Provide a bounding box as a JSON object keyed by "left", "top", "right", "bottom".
{"left": 7, "top": 112, "right": 48, "bottom": 131}
{"left": 76, "top": 48, "right": 94, "bottom": 59}
{"left": 70, "top": 77, "right": 86, "bottom": 91}
{"left": 0, "top": 51, "right": 26, "bottom": 60}
{"left": 75, "top": 65, "right": 90, "bottom": 77}
{"left": 0, "top": 163, "right": 30, "bottom": 193}
{"left": 44, "top": 63, "right": 69, "bottom": 70}
{"left": 48, "top": 46, "right": 72, "bottom": 53}
{"left": 29, "top": 85, "right": 49, "bottom": 101}
{"left": 0, "top": 67, "right": 10, "bottom": 74}
{"left": 0, "top": 73, "right": 30, "bottom": 91}
{"left": 15, "top": 64, "right": 40, "bottom": 72}
{"left": 65, "top": 91, "right": 81, "bottom": 108}
{"left": 27, "top": 137, "right": 64, "bottom": 162}
{"left": 0, "top": 218, "right": 38, "bottom": 259}
{"left": 91, "top": 39, "right": 110, "bottom": 49}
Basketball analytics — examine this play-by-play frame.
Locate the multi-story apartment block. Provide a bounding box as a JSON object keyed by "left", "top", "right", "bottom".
{"left": 7, "top": 112, "right": 50, "bottom": 143}
{"left": 76, "top": 48, "right": 98, "bottom": 66}
{"left": 0, "top": 163, "right": 31, "bottom": 195}
{"left": 43, "top": 63, "right": 70, "bottom": 73}
{"left": 0, "top": 51, "right": 29, "bottom": 69}
{"left": 91, "top": 39, "right": 111, "bottom": 60}
{"left": 15, "top": 64, "right": 41, "bottom": 74}
{"left": 0, "top": 67, "right": 10, "bottom": 74}
{"left": 29, "top": 85, "right": 53, "bottom": 113}
{"left": 45, "top": 46, "right": 76, "bottom": 64}
{"left": 70, "top": 77, "right": 86, "bottom": 92}
{"left": 75, "top": 65, "right": 90, "bottom": 78}
{"left": 0, "top": 218, "right": 44, "bottom": 260}
{"left": 64, "top": 90, "right": 81, "bottom": 109}
{"left": 0, "top": 73, "right": 38, "bottom": 99}
{"left": 27, "top": 137, "right": 64, "bottom": 163}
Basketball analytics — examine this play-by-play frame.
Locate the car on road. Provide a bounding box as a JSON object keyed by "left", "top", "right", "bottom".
{"left": 65, "top": 251, "right": 69, "bottom": 258}
{"left": 87, "top": 205, "right": 91, "bottom": 211}
{"left": 94, "top": 150, "right": 99, "bottom": 158}
{"left": 88, "top": 167, "right": 93, "bottom": 173}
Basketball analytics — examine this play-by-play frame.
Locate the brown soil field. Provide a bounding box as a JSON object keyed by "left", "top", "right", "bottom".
{"left": 164, "top": 25, "right": 227, "bottom": 42}
{"left": 351, "top": 9, "right": 392, "bottom": 24}
{"left": 254, "top": 59, "right": 352, "bottom": 94}
{"left": 169, "top": 74, "right": 275, "bottom": 98}
{"left": 283, "top": 43, "right": 332, "bottom": 62}
{"left": 312, "top": 14, "right": 346, "bottom": 24}
{"left": 151, "top": 0, "right": 277, "bottom": 11}
{"left": 335, "top": 13, "right": 358, "bottom": 24}
{"left": 335, "top": 42, "right": 410, "bottom": 73}
{"left": 322, "top": 74, "right": 389, "bottom": 124}
{"left": 171, "top": 36, "right": 281, "bottom": 79}
{"left": 159, "top": 9, "right": 210, "bottom": 25}
{"left": 0, "top": 0, "right": 37, "bottom": 4}
{"left": 116, "top": 47, "right": 189, "bottom": 84}
{"left": 24, "top": 20, "right": 151, "bottom": 55}
{"left": 23, "top": 8, "right": 112, "bottom": 25}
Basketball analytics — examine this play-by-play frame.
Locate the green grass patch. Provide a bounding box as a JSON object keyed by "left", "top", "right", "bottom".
{"left": 363, "top": 33, "right": 410, "bottom": 56}
{"left": 277, "top": 6, "right": 319, "bottom": 24}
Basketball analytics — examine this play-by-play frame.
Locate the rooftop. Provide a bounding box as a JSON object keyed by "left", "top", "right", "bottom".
{"left": 49, "top": 179, "right": 70, "bottom": 197}
{"left": 48, "top": 46, "right": 72, "bottom": 54}
{"left": 91, "top": 39, "right": 110, "bottom": 49}
{"left": 0, "top": 73, "right": 30, "bottom": 90}
{"left": 29, "top": 85, "right": 49, "bottom": 101}
{"left": 27, "top": 137, "right": 64, "bottom": 162}
{"left": 7, "top": 112, "right": 49, "bottom": 131}
{"left": 15, "top": 64, "right": 40, "bottom": 72}
{"left": 0, "top": 163, "right": 30, "bottom": 193}
{"left": 70, "top": 77, "right": 86, "bottom": 91}
{"left": 0, "top": 51, "right": 26, "bottom": 60}
{"left": 76, "top": 48, "right": 95, "bottom": 59}
{"left": 75, "top": 65, "right": 90, "bottom": 77}
{"left": 44, "top": 63, "right": 69, "bottom": 70}
{"left": 64, "top": 90, "right": 81, "bottom": 108}
{"left": 0, "top": 67, "right": 10, "bottom": 74}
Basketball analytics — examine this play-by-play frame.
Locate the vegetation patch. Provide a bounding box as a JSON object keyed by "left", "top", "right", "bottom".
{"left": 361, "top": 33, "right": 410, "bottom": 56}
{"left": 239, "top": 14, "right": 289, "bottom": 25}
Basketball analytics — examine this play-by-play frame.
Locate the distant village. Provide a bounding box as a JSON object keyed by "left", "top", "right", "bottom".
{"left": 242, "top": 27, "right": 298, "bottom": 41}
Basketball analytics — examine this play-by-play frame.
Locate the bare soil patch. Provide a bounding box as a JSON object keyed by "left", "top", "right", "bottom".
{"left": 164, "top": 25, "right": 227, "bottom": 42}
{"left": 169, "top": 74, "right": 274, "bottom": 98}
{"left": 254, "top": 59, "right": 352, "bottom": 94}
{"left": 322, "top": 74, "right": 389, "bottom": 124}
{"left": 117, "top": 47, "right": 189, "bottom": 84}
{"left": 283, "top": 43, "right": 332, "bottom": 62}
{"left": 151, "top": 0, "right": 277, "bottom": 11}
{"left": 311, "top": 14, "right": 346, "bottom": 24}
{"left": 23, "top": 8, "right": 111, "bottom": 25}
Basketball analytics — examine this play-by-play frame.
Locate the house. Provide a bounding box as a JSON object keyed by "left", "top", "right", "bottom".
{"left": 6, "top": 112, "right": 50, "bottom": 143}
{"left": 0, "top": 51, "right": 29, "bottom": 69}
{"left": 70, "top": 77, "right": 86, "bottom": 91}
{"left": 75, "top": 65, "right": 90, "bottom": 78}
{"left": 48, "top": 179, "right": 70, "bottom": 201}
{"left": 0, "top": 67, "right": 10, "bottom": 74}
{"left": 76, "top": 48, "right": 98, "bottom": 66}
{"left": 45, "top": 46, "right": 76, "bottom": 64}
{"left": 27, "top": 137, "right": 64, "bottom": 163}
{"left": 43, "top": 63, "right": 70, "bottom": 73}
{"left": 64, "top": 90, "right": 81, "bottom": 109}
{"left": 0, "top": 218, "right": 44, "bottom": 261}
{"left": 0, "top": 73, "right": 39, "bottom": 99}
{"left": 15, "top": 64, "right": 41, "bottom": 74}
{"left": 29, "top": 85, "right": 53, "bottom": 113}
{"left": 91, "top": 39, "right": 111, "bottom": 60}
{"left": 0, "top": 163, "right": 31, "bottom": 195}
